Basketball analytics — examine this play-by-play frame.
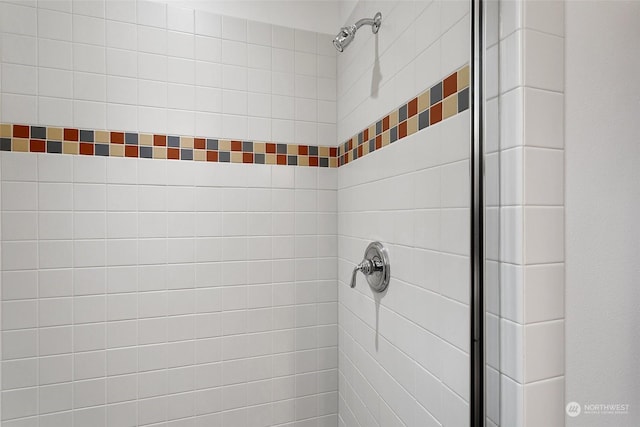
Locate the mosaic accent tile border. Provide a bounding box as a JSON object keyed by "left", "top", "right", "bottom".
{"left": 0, "top": 125, "right": 339, "bottom": 168}
{"left": 0, "top": 65, "right": 469, "bottom": 169}
{"left": 338, "top": 64, "right": 470, "bottom": 166}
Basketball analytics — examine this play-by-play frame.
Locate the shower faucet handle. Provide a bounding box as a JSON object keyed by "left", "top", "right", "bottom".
{"left": 350, "top": 259, "right": 375, "bottom": 288}
{"left": 349, "top": 242, "right": 391, "bottom": 293}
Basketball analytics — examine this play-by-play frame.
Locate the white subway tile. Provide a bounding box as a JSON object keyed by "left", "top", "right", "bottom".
{"left": 195, "top": 11, "right": 221, "bottom": 38}
{"left": 1, "top": 271, "right": 38, "bottom": 301}
{"left": 222, "top": 39, "right": 247, "bottom": 66}
{"left": 39, "top": 354, "right": 73, "bottom": 385}
{"left": 74, "top": 100, "right": 107, "bottom": 129}
{"left": 501, "top": 375, "right": 524, "bottom": 426}
{"left": 168, "top": 31, "right": 195, "bottom": 59}
{"left": 1, "top": 387, "right": 38, "bottom": 420}
{"left": 524, "top": 320, "right": 564, "bottom": 382}
{"left": 523, "top": 29, "right": 564, "bottom": 92}
{"left": 73, "top": 43, "right": 105, "bottom": 73}
{"left": 39, "top": 383, "right": 72, "bottom": 415}
{"left": 221, "top": 16, "right": 246, "bottom": 42}
{"left": 38, "top": 8, "right": 72, "bottom": 41}
{"left": 139, "top": 52, "right": 168, "bottom": 81}
{"left": 1, "top": 152, "right": 38, "bottom": 181}
{"left": 524, "top": 0, "right": 564, "bottom": 37}
{"left": 74, "top": 352, "right": 106, "bottom": 381}
{"left": 524, "top": 147, "right": 563, "bottom": 205}
{"left": 295, "top": 29, "right": 316, "bottom": 53}
{"left": 106, "top": 0, "right": 135, "bottom": 23}
{"left": 73, "top": 0, "right": 105, "bottom": 19}
{"left": 137, "top": 0, "right": 166, "bottom": 28}
{"left": 222, "top": 65, "right": 247, "bottom": 91}
{"left": 0, "top": 3, "right": 37, "bottom": 36}
{"left": 2, "top": 359, "right": 38, "bottom": 390}
{"left": 523, "top": 207, "right": 564, "bottom": 264}
{"left": 247, "top": 44, "right": 271, "bottom": 70}
{"left": 74, "top": 71, "right": 105, "bottom": 102}
{"left": 168, "top": 57, "right": 195, "bottom": 85}
{"left": 106, "top": 347, "right": 137, "bottom": 376}
{"left": 0, "top": 94, "right": 37, "bottom": 124}
{"left": 73, "top": 14, "right": 105, "bottom": 46}
{"left": 1, "top": 63, "right": 37, "bottom": 95}
{"left": 74, "top": 323, "right": 106, "bottom": 352}
{"left": 247, "top": 20, "right": 271, "bottom": 46}
{"left": 524, "top": 87, "right": 564, "bottom": 149}
{"left": 167, "top": 5, "right": 194, "bottom": 33}
{"left": 523, "top": 376, "right": 564, "bottom": 426}
{"left": 1, "top": 33, "right": 37, "bottom": 66}
{"left": 499, "top": 30, "right": 523, "bottom": 93}
{"left": 38, "top": 298, "right": 72, "bottom": 329}
{"left": 107, "top": 75, "right": 137, "bottom": 105}
{"left": 137, "top": 25, "right": 167, "bottom": 55}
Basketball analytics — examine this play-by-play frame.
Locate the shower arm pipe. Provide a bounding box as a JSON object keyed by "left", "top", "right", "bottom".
{"left": 353, "top": 12, "right": 382, "bottom": 34}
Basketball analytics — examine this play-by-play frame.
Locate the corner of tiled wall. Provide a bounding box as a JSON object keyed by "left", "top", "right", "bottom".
{"left": 0, "top": 1, "right": 340, "bottom": 425}
{"left": 498, "top": 0, "right": 565, "bottom": 426}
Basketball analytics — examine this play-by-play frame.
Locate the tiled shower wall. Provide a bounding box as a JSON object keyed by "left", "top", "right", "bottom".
{"left": 0, "top": 153, "right": 339, "bottom": 427}
{"left": 495, "top": 0, "right": 566, "bottom": 426}
{"left": 336, "top": 0, "right": 469, "bottom": 142}
{"left": 0, "top": 0, "right": 337, "bottom": 144}
{"left": 0, "top": 0, "right": 341, "bottom": 426}
{"left": 336, "top": 1, "right": 471, "bottom": 426}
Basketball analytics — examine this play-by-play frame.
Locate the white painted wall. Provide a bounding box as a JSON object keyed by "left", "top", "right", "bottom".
{"left": 565, "top": 1, "right": 640, "bottom": 426}
{"left": 171, "top": 0, "right": 341, "bottom": 35}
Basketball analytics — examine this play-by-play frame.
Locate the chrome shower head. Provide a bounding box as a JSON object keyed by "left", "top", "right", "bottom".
{"left": 333, "top": 25, "right": 357, "bottom": 52}
{"left": 333, "top": 12, "right": 382, "bottom": 52}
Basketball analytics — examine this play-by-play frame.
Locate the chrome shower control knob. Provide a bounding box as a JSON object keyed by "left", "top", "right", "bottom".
{"left": 349, "top": 242, "right": 391, "bottom": 293}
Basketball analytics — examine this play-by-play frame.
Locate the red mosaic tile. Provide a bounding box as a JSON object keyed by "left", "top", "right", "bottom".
{"left": 443, "top": 72, "right": 458, "bottom": 98}
{"left": 375, "top": 135, "right": 382, "bottom": 149}
{"left": 207, "top": 151, "right": 218, "bottom": 162}
{"left": 231, "top": 140, "right": 242, "bottom": 151}
{"left": 194, "top": 138, "right": 206, "bottom": 150}
{"left": 167, "top": 148, "right": 180, "bottom": 160}
{"left": 329, "top": 147, "right": 337, "bottom": 157}
{"left": 125, "top": 145, "right": 138, "bottom": 157}
{"left": 398, "top": 121, "right": 408, "bottom": 139}
{"left": 363, "top": 128, "right": 369, "bottom": 141}
{"left": 111, "top": 132, "right": 124, "bottom": 144}
{"left": 309, "top": 156, "right": 319, "bottom": 167}
{"left": 64, "top": 128, "right": 79, "bottom": 141}
{"left": 430, "top": 102, "right": 443, "bottom": 125}
{"left": 382, "top": 116, "right": 390, "bottom": 131}
{"left": 79, "top": 142, "right": 94, "bottom": 155}
{"left": 266, "top": 143, "right": 276, "bottom": 154}
{"left": 348, "top": 139, "right": 353, "bottom": 151}
{"left": 14, "top": 125, "right": 29, "bottom": 138}
{"left": 153, "top": 134, "right": 166, "bottom": 146}
{"left": 298, "top": 145, "right": 308, "bottom": 155}
{"left": 276, "top": 154, "right": 287, "bottom": 165}
{"left": 30, "top": 139, "right": 46, "bottom": 152}
{"left": 357, "top": 145, "right": 363, "bottom": 157}
{"left": 242, "top": 153, "right": 253, "bottom": 163}
{"left": 408, "top": 98, "right": 418, "bottom": 118}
